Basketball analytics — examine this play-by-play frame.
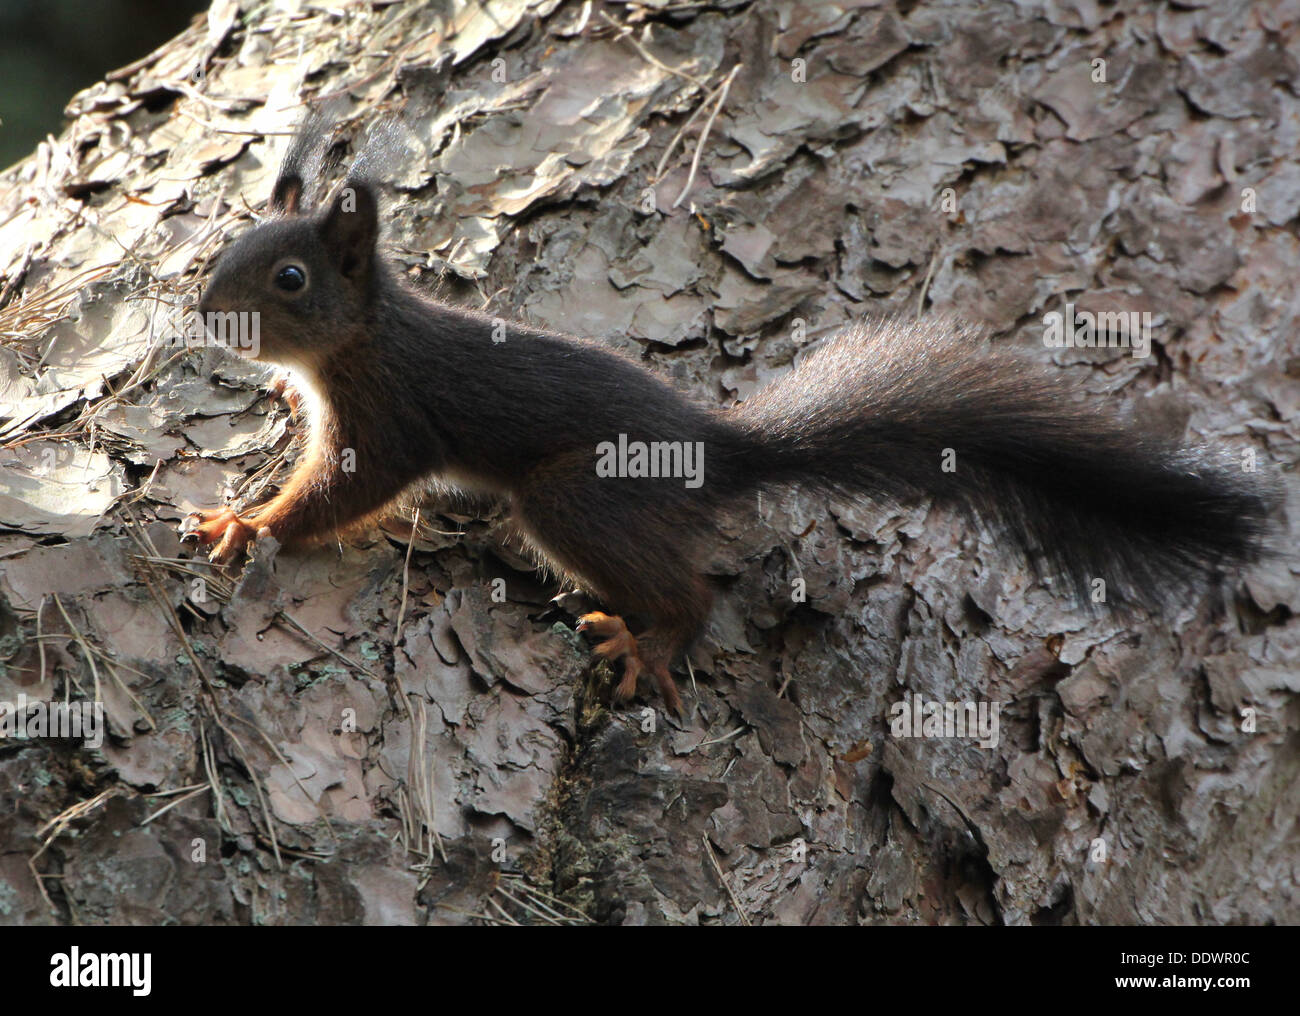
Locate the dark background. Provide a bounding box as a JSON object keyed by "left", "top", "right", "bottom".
{"left": 0, "top": 0, "right": 207, "bottom": 169}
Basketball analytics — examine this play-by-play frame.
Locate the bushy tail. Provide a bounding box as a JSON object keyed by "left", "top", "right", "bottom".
{"left": 726, "top": 317, "right": 1278, "bottom": 607}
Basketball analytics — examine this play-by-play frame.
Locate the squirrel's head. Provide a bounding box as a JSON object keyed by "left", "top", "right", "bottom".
{"left": 198, "top": 119, "right": 383, "bottom": 371}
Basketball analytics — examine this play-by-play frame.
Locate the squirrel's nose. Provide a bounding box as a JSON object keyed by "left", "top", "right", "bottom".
{"left": 197, "top": 287, "right": 220, "bottom": 316}
{"left": 197, "top": 272, "right": 232, "bottom": 317}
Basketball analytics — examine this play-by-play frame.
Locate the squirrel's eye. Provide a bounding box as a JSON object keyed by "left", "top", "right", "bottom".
{"left": 275, "top": 264, "right": 306, "bottom": 292}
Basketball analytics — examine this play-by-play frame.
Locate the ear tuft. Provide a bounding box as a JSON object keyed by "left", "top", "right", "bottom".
{"left": 268, "top": 107, "right": 339, "bottom": 215}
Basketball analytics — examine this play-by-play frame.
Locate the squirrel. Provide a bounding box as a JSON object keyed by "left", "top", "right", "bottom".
{"left": 184, "top": 118, "right": 1277, "bottom": 715}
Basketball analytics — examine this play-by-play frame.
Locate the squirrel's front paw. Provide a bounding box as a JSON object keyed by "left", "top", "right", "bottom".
{"left": 181, "top": 507, "right": 258, "bottom": 565}
{"left": 269, "top": 373, "right": 304, "bottom": 418}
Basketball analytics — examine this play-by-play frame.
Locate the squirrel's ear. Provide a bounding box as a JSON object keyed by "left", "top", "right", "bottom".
{"left": 270, "top": 172, "right": 306, "bottom": 215}
{"left": 320, "top": 180, "right": 379, "bottom": 282}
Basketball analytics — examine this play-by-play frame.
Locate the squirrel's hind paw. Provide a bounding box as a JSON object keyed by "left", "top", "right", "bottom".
{"left": 181, "top": 507, "right": 258, "bottom": 565}
{"left": 577, "top": 611, "right": 641, "bottom": 702}
{"left": 576, "top": 612, "right": 683, "bottom": 715}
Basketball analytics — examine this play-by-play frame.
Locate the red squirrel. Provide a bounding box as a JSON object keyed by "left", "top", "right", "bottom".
{"left": 184, "top": 119, "right": 1276, "bottom": 715}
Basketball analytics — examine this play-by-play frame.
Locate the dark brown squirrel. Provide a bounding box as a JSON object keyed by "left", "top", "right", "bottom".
{"left": 184, "top": 118, "right": 1277, "bottom": 715}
